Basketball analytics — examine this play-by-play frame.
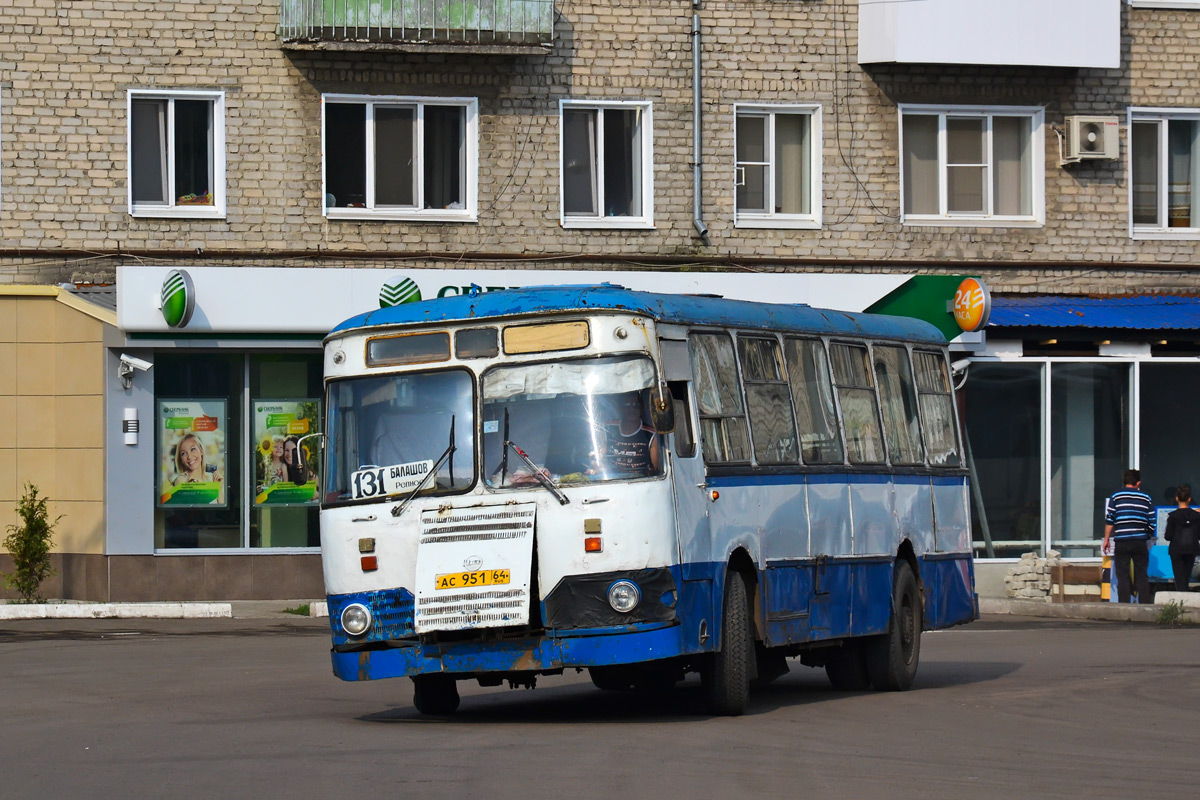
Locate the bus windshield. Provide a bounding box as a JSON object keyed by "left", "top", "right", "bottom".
{"left": 324, "top": 369, "right": 475, "bottom": 504}
{"left": 482, "top": 354, "right": 663, "bottom": 487}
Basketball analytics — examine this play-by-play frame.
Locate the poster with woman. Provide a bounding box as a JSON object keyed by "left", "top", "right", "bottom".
{"left": 159, "top": 400, "right": 227, "bottom": 507}
{"left": 253, "top": 399, "right": 321, "bottom": 506}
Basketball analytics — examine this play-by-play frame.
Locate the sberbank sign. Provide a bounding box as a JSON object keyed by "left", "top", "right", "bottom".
{"left": 379, "top": 275, "right": 511, "bottom": 308}
{"left": 160, "top": 269, "right": 196, "bottom": 328}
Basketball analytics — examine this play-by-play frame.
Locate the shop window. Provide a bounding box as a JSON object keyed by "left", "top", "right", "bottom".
{"left": 964, "top": 362, "right": 1044, "bottom": 559}
{"left": 900, "top": 105, "right": 1043, "bottom": 225}
{"left": 913, "top": 351, "right": 961, "bottom": 467}
{"left": 154, "top": 353, "right": 322, "bottom": 551}
{"left": 128, "top": 90, "right": 225, "bottom": 218}
{"left": 784, "top": 337, "right": 844, "bottom": 465}
{"left": 1131, "top": 112, "right": 1200, "bottom": 236}
{"left": 1050, "top": 363, "right": 1129, "bottom": 558}
{"left": 829, "top": 343, "right": 885, "bottom": 465}
{"left": 734, "top": 105, "right": 821, "bottom": 228}
{"left": 323, "top": 95, "right": 477, "bottom": 221}
{"left": 690, "top": 333, "right": 750, "bottom": 464}
{"left": 560, "top": 100, "right": 654, "bottom": 229}
{"left": 737, "top": 335, "right": 798, "bottom": 465}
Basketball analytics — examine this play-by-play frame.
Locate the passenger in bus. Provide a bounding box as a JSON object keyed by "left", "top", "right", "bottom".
{"left": 598, "top": 391, "right": 661, "bottom": 477}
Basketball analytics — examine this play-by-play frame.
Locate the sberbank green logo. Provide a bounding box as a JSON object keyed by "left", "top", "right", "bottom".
{"left": 380, "top": 277, "right": 422, "bottom": 308}
{"left": 160, "top": 269, "right": 196, "bottom": 328}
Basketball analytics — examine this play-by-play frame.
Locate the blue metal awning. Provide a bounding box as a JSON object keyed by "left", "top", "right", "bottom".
{"left": 990, "top": 295, "right": 1200, "bottom": 330}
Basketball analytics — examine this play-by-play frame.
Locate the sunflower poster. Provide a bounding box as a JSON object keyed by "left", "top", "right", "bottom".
{"left": 253, "top": 399, "right": 321, "bottom": 506}
{"left": 159, "top": 400, "right": 227, "bottom": 507}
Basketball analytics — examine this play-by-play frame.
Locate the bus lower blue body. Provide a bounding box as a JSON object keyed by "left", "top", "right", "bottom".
{"left": 328, "top": 553, "right": 976, "bottom": 682}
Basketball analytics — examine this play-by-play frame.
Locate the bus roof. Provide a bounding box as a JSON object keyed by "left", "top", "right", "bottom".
{"left": 328, "top": 284, "right": 947, "bottom": 345}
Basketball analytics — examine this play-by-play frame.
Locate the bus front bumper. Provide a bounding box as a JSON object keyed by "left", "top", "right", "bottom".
{"left": 331, "top": 621, "right": 687, "bottom": 682}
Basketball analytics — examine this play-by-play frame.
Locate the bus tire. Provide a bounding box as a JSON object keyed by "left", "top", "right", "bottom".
{"left": 702, "top": 570, "right": 752, "bottom": 716}
{"left": 866, "top": 561, "right": 921, "bottom": 692}
{"left": 412, "top": 674, "right": 460, "bottom": 715}
{"left": 824, "top": 642, "right": 871, "bottom": 690}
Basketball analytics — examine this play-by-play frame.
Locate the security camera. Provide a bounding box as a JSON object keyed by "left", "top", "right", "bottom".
{"left": 120, "top": 354, "right": 153, "bottom": 372}
{"left": 950, "top": 358, "right": 971, "bottom": 375}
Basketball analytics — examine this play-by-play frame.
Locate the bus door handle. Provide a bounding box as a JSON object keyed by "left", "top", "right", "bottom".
{"left": 814, "top": 554, "right": 830, "bottom": 596}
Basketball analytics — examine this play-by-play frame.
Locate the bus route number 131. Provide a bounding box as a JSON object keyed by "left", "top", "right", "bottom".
{"left": 350, "top": 460, "right": 434, "bottom": 500}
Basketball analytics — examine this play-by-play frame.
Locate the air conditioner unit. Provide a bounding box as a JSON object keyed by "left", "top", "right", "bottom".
{"left": 1064, "top": 116, "right": 1120, "bottom": 161}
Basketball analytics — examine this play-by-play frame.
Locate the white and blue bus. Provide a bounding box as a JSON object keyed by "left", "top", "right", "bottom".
{"left": 313, "top": 285, "right": 977, "bottom": 715}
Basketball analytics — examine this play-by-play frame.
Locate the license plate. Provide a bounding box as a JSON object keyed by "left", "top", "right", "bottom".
{"left": 434, "top": 569, "right": 511, "bottom": 590}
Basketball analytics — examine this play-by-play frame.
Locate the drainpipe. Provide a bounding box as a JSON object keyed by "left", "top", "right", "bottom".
{"left": 691, "top": 1, "right": 711, "bottom": 244}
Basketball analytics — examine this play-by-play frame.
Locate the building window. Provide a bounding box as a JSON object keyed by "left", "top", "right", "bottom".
{"left": 128, "top": 90, "right": 225, "bottom": 218}
{"left": 323, "top": 95, "right": 478, "bottom": 221}
{"left": 560, "top": 100, "right": 654, "bottom": 229}
{"left": 1131, "top": 111, "right": 1200, "bottom": 236}
{"left": 900, "top": 105, "right": 1043, "bottom": 226}
{"left": 734, "top": 105, "right": 821, "bottom": 228}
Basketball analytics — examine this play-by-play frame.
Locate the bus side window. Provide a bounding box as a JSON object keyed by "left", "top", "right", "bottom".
{"left": 688, "top": 333, "right": 751, "bottom": 463}
{"left": 829, "top": 342, "right": 886, "bottom": 465}
{"left": 913, "top": 351, "right": 962, "bottom": 467}
{"left": 873, "top": 344, "right": 924, "bottom": 466}
{"left": 784, "top": 337, "right": 844, "bottom": 465}
{"left": 737, "top": 335, "right": 799, "bottom": 465}
{"left": 668, "top": 380, "right": 696, "bottom": 458}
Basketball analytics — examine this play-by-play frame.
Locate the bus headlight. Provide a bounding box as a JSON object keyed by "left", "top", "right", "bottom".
{"left": 341, "top": 603, "right": 373, "bottom": 637}
{"left": 607, "top": 580, "right": 641, "bottom": 613}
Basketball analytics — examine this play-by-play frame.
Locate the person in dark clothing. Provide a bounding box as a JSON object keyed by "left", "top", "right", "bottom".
{"left": 600, "top": 392, "right": 661, "bottom": 477}
{"left": 1101, "top": 468, "right": 1155, "bottom": 604}
{"left": 1164, "top": 483, "right": 1200, "bottom": 591}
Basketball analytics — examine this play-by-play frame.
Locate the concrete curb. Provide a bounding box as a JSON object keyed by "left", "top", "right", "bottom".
{"left": 980, "top": 597, "right": 1196, "bottom": 623}
{"left": 0, "top": 602, "right": 232, "bottom": 620}
{"left": 309, "top": 600, "right": 328, "bottom": 618}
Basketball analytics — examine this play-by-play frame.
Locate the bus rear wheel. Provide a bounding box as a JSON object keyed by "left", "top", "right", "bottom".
{"left": 412, "top": 674, "right": 460, "bottom": 715}
{"left": 702, "top": 570, "right": 752, "bottom": 716}
{"left": 865, "top": 561, "right": 921, "bottom": 691}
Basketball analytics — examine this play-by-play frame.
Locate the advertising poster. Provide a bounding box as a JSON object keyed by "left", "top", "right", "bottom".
{"left": 159, "top": 400, "right": 227, "bottom": 507}
{"left": 253, "top": 399, "right": 321, "bottom": 506}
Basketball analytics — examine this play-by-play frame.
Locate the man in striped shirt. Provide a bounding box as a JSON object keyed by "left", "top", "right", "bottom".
{"left": 1101, "top": 468, "right": 1155, "bottom": 603}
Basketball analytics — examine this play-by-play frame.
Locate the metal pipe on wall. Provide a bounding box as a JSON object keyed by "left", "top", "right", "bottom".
{"left": 692, "top": 1, "right": 710, "bottom": 244}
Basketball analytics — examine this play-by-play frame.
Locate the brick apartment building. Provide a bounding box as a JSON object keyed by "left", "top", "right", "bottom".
{"left": 1, "top": 0, "right": 1198, "bottom": 600}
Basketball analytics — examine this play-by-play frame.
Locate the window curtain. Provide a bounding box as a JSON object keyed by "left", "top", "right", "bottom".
{"left": 775, "top": 113, "right": 809, "bottom": 215}
{"left": 902, "top": 114, "right": 938, "bottom": 214}
{"left": 1168, "top": 119, "right": 1199, "bottom": 228}
{"left": 993, "top": 116, "right": 1031, "bottom": 217}
{"left": 1131, "top": 121, "right": 1160, "bottom": 226}
{"left": 563, "top": 109, "right": 597, "bottom": 215}
{"left": 423, "top": 105, "right": 463, "bottom": 209}
{"left": 131, "top": 99, "right": 168, "bottom": 204}
{"left": 374, "top": 106, "right": 416, "bottom": 207}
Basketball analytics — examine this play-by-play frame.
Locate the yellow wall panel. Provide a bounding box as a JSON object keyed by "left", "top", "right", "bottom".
{"left": 55, "top": 303, "right": 104, "bottom": 344}
{"left": 55, "top": 395, "right": 104, "bottom": 450}
{"left": 0, "top": 398, "right": 14, "bottom": 449}
{"left": 16, "top": 298, "right": 57, "bottom": 343}
{"left": 52, "top": 501, "right": 104, "bottom": 554}
{"left": 0, "top": 448, "right": 15, "bottom": 503}
{"left": 0, "top": 343, "right": 14, "bottom": 394}
{"left": 0, "top": 298, "right": 15, "bottom": 342}
{"left": 15, "top": 448, "right": 56, "bottom": 497}
{"left": 56, "top": 343, "right": 103, "bottom": 395}
{"left": 54, "top": 449, "right": 104, "bottom": 503}
{"left": 16, "top": 343, "right": 56, "bottom": 396}
{"left": 16, "top": 396, "right": 57, "bottom": 449}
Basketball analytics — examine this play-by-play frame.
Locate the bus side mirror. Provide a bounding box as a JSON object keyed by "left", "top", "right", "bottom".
{"left": 294, "top": 432, "right": 325, "bottom": 473}
{"left": 650, "top": 384, "right": 675, "bottom": 434}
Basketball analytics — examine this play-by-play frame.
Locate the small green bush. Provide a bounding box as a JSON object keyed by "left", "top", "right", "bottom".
{"left": 1156, "top": 601, "right": 1188, "bottom": 627}
{"left": 2, "top": 483, "right": 60, "bottom": 603}
{"left": 283, "top": 603, "right": 311, "bottom": 616}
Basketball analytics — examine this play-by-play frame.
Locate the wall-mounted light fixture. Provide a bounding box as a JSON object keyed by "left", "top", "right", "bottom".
{"left": 123, "top": 407, "right": 139, "bottom": 446}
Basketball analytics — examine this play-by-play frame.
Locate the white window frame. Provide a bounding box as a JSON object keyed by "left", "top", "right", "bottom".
{"left": 733, "top": 104, "right": 822, "bottom": 230}
{"left": 898, "top": 104, "right": 1045, "bottom": 228}
{"left": 1129, "top": 1, "right": 1200, "bottom": 8}
{"left": 1128, "top": 107, "right": 1200, "bottom": 240}
{"left": 558, "top": 99, "right": 655, "bottom": 230}
{"left": 321, "top": 94, "right": 479, "bottom": 223}
{"left": 127, "top": 89, "right": 226, "bottom": 219}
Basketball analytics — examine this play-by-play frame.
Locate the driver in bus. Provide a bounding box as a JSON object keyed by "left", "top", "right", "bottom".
{"left": 598, "top": 391, "right": 661, "bottom": 477}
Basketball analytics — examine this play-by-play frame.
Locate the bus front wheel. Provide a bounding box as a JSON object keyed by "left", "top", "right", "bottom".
{"left": 865, "top": 561, "right": 921, "bottom": 691}
{"left": 702, "top": 570, "right": 752, "bottom": 716}
{"left": 412, "top": 674, "right": 460, "bottom": 715}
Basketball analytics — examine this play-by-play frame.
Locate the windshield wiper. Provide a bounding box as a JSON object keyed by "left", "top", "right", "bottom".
{"left": 504, "top": 439, "right": 569, "bottom": 506}
{"left": 391, "top": 416, "right": 456, "bottom": 519}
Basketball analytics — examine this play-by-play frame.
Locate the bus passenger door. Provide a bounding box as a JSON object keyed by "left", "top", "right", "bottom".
{"left": 661, "top": 339, "right": 714, "bottom": 653}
